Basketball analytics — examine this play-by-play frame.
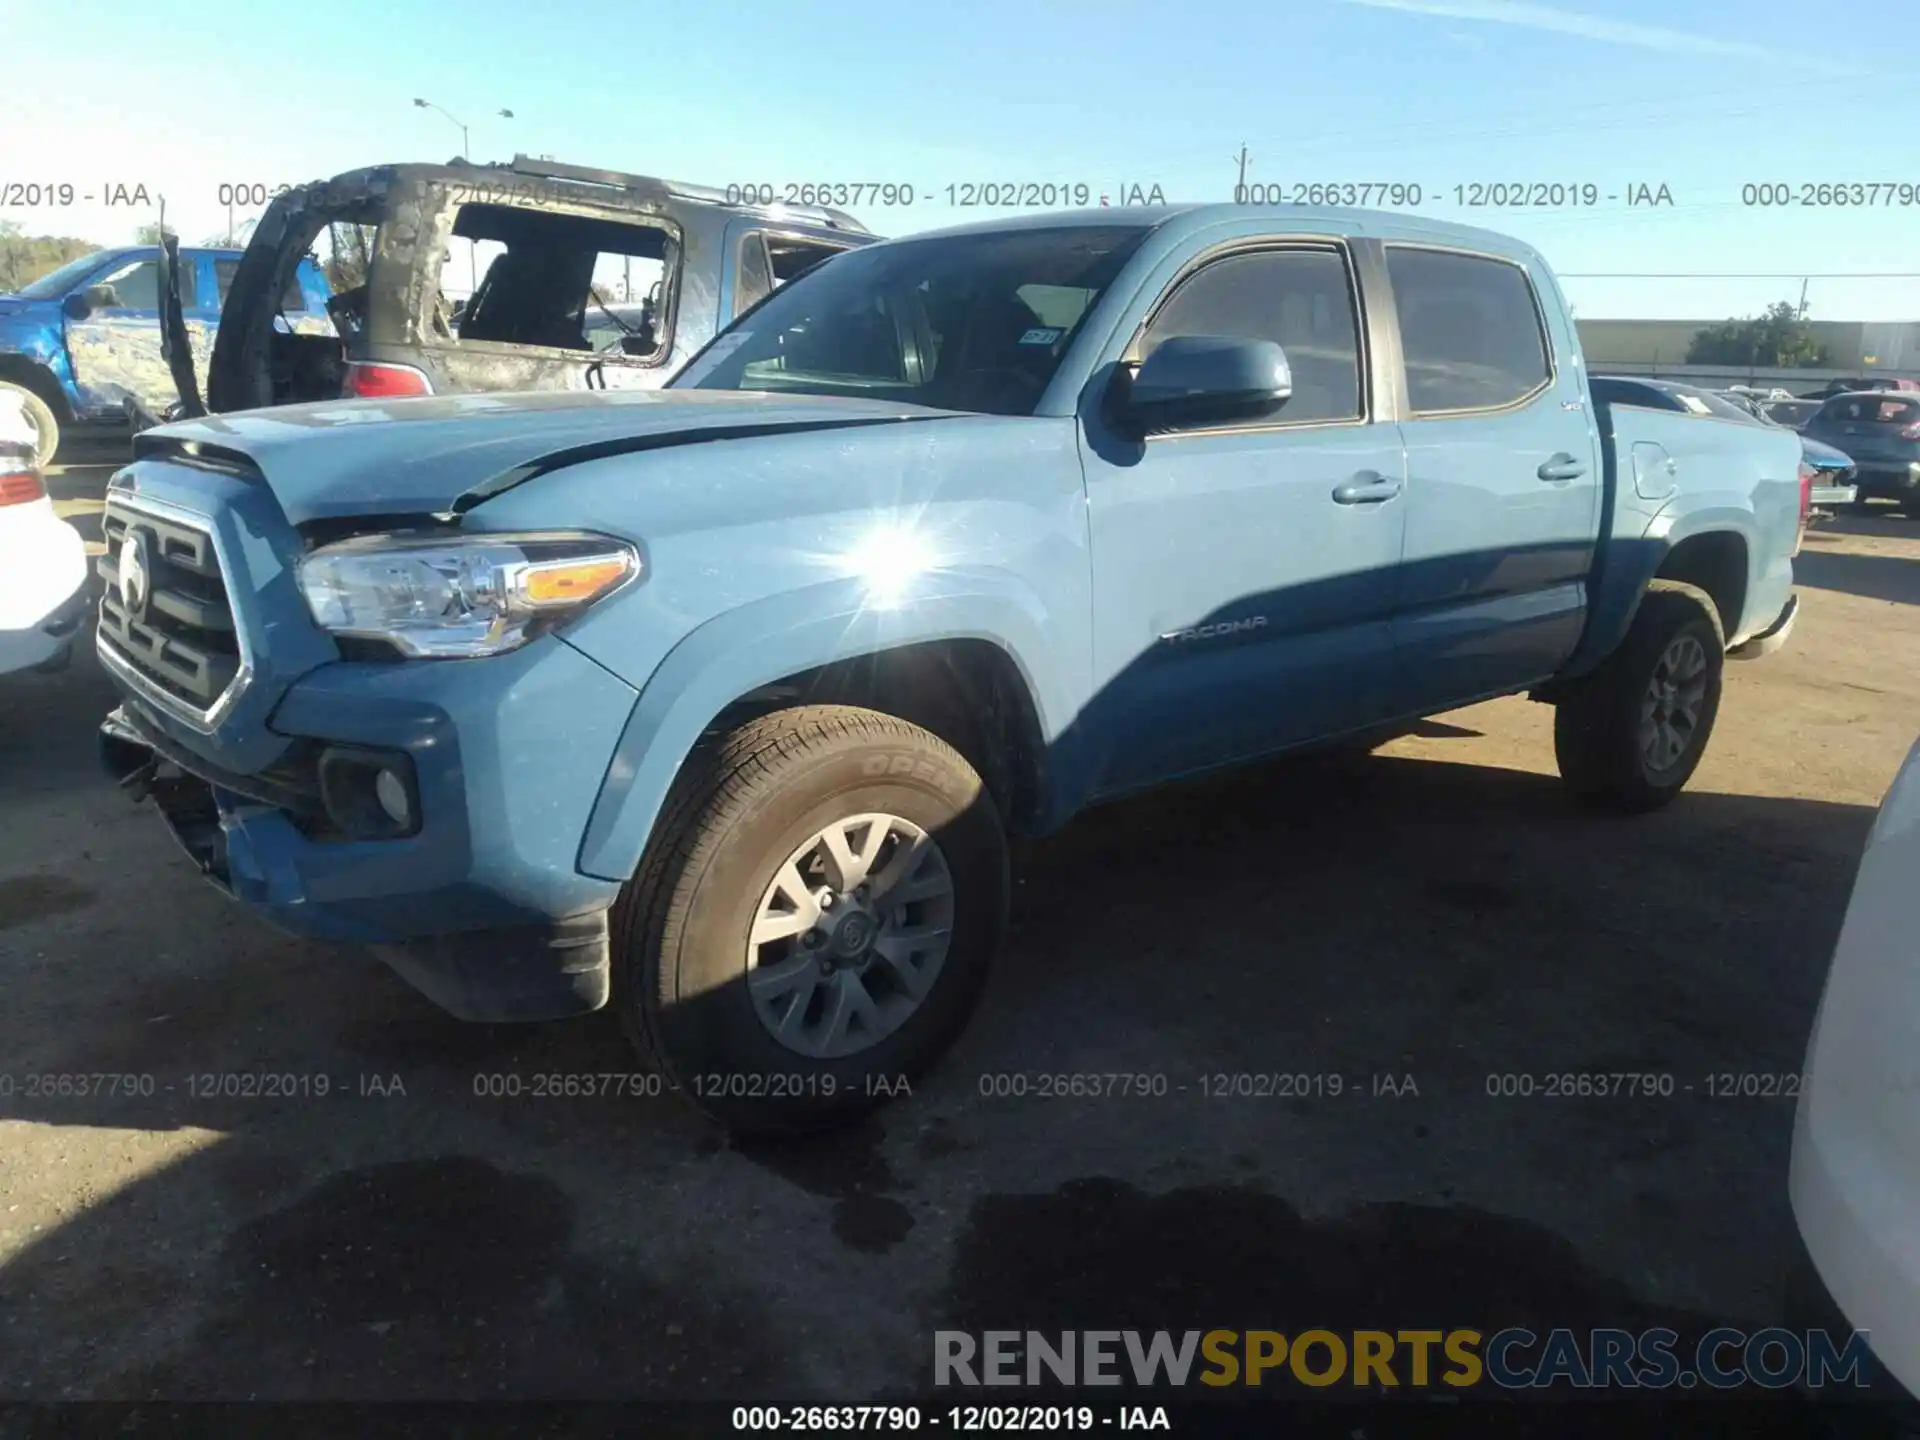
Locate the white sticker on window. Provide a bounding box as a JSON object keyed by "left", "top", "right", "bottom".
{"left": 677, "top": 331, "right": 754, "bottom": 385}
{"left": 1018, "top": 327, "right": 1065, "bottom": 347}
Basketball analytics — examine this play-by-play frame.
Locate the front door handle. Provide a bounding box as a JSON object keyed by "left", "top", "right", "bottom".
{"left": 1331, "top": 471, "right": 1404, "bottom": 504}
{"left": 1538, "top": 453, "right": 1587, "bottom": 482}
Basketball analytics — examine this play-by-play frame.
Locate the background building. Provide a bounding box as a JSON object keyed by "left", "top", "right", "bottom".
{"left": 1576, "top": 319, "right": 1920, "bottom": 388}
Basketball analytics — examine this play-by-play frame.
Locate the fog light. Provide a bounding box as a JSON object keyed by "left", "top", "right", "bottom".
{"left": 374, "top": 767, "right": 412, "bottom": 828}
{"left": 316, "top": 745, "right": 421, "bottom": 840}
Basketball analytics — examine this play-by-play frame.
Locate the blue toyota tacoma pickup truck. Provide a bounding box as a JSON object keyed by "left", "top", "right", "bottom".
{"left": 0, "top": 244, "right": 331, "bottom": 465}
{"left": 95, "top": 205, "right": 1805, "bottom": 1133}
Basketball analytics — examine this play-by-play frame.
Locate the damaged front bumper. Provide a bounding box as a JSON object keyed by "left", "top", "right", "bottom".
{"left": 98, "top": 697, "right": 617, "bottom": 1024}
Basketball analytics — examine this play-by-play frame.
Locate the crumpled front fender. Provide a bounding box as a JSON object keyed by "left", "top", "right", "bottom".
{"left": 573, "top": 568, "right": 1067, "bottom": 883}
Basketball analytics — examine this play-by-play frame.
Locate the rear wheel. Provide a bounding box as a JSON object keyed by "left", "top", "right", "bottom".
{"left": 1553, "top": 581, "right": 1725, "bottom": 813}
{"left": 0, "top": 380, "right": 59, "bottom": 469}
{"left": 613, "top": 705, "right": 1009, "bottom": 1135}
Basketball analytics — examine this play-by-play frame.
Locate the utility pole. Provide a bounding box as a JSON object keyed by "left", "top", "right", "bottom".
{"left": 1233, "top": 144, "right": 1251, "bottom": 203}
{"left": 1797, "top": 276, "right": 1810, "bottom": 320}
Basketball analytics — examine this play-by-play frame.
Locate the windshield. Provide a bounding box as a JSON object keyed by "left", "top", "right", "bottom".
{"left": 671, "top": 225, "right": 1154, "bottom": 416}
{"left": 13, "top": 250, "right": 113, "bottom": 300}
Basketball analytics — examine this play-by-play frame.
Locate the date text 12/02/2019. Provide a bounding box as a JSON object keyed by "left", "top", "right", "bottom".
{"left": 730, "top": 1404, "right": 1173, "bottom": 1431}
{"left": 721, "top": 183, "right": 1171, "bottom": 209}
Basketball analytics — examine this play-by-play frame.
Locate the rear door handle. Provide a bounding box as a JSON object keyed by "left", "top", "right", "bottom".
{"left": 1331, "top": 471, "right": 1404, "bottom": 504}
{"left": 1538, "top": 453, "right": 1587, "bottom": 482}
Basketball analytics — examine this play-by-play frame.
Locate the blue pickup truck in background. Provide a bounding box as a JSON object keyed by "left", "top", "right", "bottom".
{"left": 0, "top": 245, "right": 331, "bottom": 465}
{"left": 94, "top": 204, "right": 1806, "bottom": 1135}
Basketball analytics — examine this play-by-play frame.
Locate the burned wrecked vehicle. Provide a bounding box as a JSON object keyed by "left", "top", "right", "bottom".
{"left": 179, "top": 155, "right": 876, "bottom": 414}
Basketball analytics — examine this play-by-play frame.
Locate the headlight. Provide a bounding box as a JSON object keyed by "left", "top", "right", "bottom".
{"left": 297, "top": 531, "right": 641, "bottom": 658}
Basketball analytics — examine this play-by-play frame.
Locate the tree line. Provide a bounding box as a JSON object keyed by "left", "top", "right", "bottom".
{"left": 1685, "top": 301, "right": 1834, "bottom": 367}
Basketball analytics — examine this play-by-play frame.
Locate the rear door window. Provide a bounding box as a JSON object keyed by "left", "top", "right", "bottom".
{"left": 446, "top": 203, "right": 674, "bottom": 364}
{"left": 1387, "top": 246, "right": 1552, "bottom": 414}
{"left": 214, "top": 258, "right": 309, "bottom": 317}
{"left": 733, "top": 233, "right": 851, "bottom": 319}
{"left": 767, "top": 236, "right": 845, "bottom": 284}
{"left": 173, "top": 254, "right": 201, "bottom": 309}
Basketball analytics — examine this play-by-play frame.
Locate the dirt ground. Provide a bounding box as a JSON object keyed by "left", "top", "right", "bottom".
{"left": 3, "top": 474, "right": 1918, "bottom": 1430}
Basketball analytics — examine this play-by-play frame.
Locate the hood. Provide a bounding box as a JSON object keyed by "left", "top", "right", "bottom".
{"left": 133, "top": 389, "right": 960, "bottom": 527}
{"left": 1800, "top": 436, "right": 1853, "bottom": 470}
{"left": 0, "top": 295, "right": 57, "bottom": 323}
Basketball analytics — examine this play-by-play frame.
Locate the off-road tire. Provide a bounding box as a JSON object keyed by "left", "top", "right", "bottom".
{"left": 0, "top": 380, "right": 59, "bottom": 470}
{"left": 612, "top": 705, "right": 1009, "bottom": 1135}
{"left": 1553, "top": 580, "right": 1725, "bottom": 814}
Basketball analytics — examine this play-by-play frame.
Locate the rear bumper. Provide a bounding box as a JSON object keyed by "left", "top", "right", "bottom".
{"left": 1728, "top": 591, "right": 1798, "bottom": 661}
{"left": 1810, "top": 482, "right": 1858, "bottom": 508}
{"left": 95, "top": 636, "right": 639, "bottom": 1022}
{"left": 1853, "top": 461, "right": 1920, "bottom": 499}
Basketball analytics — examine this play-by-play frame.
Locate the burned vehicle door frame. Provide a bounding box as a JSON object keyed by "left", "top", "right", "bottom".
{"left": 204, "top": 172, "right": 388, "bottom": 413}
{"left": 429, "top": 184, "right": 684, "bottom": 394}
{"left": 199, "top": 158, "right": 876, "bottom": 415}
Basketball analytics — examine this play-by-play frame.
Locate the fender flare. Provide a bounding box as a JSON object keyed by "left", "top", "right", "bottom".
{"left": 575, "top": 571, "right": 1072, "bottom": 883}
{"left": 1558, "top": 503, "right": 1762, "bottom": 682}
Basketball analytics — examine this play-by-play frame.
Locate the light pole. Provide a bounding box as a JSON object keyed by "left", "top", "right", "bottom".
{"left": 412, "top": 98, "right": 515, "bottom": 159}
{"left": 413, "top": 100, "right": 515, "bottom": 295}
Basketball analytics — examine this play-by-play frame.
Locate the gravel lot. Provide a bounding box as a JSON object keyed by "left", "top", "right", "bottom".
{"left": 3, "top": 472, "right": 1918, "bottom": 1430}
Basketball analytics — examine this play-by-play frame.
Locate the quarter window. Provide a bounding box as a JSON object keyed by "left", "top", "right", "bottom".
{"left": 734, "top": 233, "right": 775, "bottom": 317}
{"left": 1138, "top": 247, "right": 1363, "bottom": 424}
{"left": 1387, "top": 247, "right": 1551, "bottom": 414}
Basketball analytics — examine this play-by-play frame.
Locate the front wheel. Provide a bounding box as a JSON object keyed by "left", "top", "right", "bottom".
{"left": 1553, "top": 581, "right": 1725, "bottom": 813}
{"left": 613, "top": 705, "right": 1009, "bottom": 1135}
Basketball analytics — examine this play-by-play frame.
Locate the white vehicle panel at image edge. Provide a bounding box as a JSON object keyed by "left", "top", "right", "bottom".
{"left": 0, "top": 395, "right": 88, "bottom": 673}
{"left": 1791, "top": 734, "right": 1920, "bottom": 1398}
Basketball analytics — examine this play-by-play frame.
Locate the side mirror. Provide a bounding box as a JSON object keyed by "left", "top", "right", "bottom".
{"left": 74, "top": 284, "right": 121, "bottom": 316}
{"left": 62, "top": 289, "right": 109, "bottom": 320}
{"left": 1118, "top": 335, "right": 1293, "bottom": 434}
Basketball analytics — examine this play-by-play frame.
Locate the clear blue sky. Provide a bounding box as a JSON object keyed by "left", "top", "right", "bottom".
{"left": 3, "top": 0, "right": 1917, "bottom": 321}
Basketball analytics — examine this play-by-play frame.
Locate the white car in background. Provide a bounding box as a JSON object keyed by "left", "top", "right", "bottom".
{"left": 1791, "top": 733, "right": 1920, "bottom": 1403}
{"left": 0, "top": 388, "right": 89, "bottom": 675}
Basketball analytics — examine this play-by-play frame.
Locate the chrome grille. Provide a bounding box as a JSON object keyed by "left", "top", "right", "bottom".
{"left": 96, "top": 496, "right": 248, "bottom": 728}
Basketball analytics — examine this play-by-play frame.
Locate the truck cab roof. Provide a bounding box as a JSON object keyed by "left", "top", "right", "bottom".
{"left": 902, "top": 203, "right": 1546, "bottom": 263}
